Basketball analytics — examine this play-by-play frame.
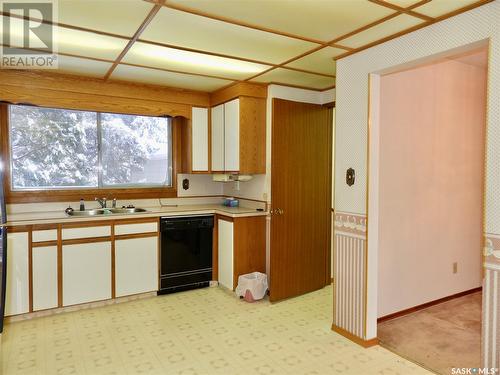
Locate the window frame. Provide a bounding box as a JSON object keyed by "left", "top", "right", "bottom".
{"left": 0, "top": 104, "right": 180, "bottom": 203}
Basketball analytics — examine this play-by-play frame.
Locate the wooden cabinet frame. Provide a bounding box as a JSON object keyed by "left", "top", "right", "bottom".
{"left": 6, "top": 217, "right": 160, "bottom": 315}
{"left": 0, "top": 104, "right": 180, "bottom": 203}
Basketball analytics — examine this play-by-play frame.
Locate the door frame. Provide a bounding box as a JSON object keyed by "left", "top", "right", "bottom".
{"left": 365, "top": 46, "right": 489, "bottom": 341}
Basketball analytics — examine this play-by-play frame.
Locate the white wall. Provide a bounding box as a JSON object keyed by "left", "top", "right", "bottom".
{"left": 377, "top": 57, "right": 486, "bottom": 317}
{"left": 223, "top": 174, "right": 266, "bottom": 201}
{"left": 334, "top": 2, "right": 499, "bottom": 357}
{"left": 177, "top": 173, "right": 223, "bottom": 197}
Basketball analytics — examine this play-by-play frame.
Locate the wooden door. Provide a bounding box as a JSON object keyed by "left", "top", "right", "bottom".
{"left": 270, "top": 99, "right": 332, "bottom": 302}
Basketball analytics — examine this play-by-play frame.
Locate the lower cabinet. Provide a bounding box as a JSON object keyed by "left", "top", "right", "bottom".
{"left": 218, "top": 219, "right": 234, "bottom": 290}
{"left": 217, "top": 216, "right": 266, "bottom": 290}
{"left": 62, "top": 242, "right": 112, "bottom": 306}
{"left": 32, "top": 246, "right": 58, "bottom": 311}
{"left": 115, "top": 236, "right": 158, "bottom": 297}
{"left": 5, "top": 232, "right": 29, "bottom": 316}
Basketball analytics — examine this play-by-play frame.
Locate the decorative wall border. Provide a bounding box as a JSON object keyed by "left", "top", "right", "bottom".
{"left": 333, "top": 211, "right": 368, "bottom": 342}
{"left": 334, "top": 211, "right": 367, "bottom": 237}
{"left": 484, "top": 234, "right": 500, "bottom": 264}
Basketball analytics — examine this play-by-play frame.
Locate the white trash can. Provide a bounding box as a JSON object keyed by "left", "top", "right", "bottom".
{"left": 235, "top": 272, "right": 268, "bottom": 302}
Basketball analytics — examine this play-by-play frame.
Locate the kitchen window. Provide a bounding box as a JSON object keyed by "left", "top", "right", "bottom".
{"left": 8, "top": 105, "right": 173, "bottom": 191}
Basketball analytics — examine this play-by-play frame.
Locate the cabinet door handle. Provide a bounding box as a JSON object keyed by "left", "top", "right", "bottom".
{"left": 278, "top": 208, "right": 284, "bottom": 215}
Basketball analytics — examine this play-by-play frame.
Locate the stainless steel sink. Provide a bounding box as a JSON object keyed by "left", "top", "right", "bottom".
{"left": 66, "top": 208, "right": 147, "bottom": 216}
{"left": 108, "top": 208, "right": 147, "bottom": 214}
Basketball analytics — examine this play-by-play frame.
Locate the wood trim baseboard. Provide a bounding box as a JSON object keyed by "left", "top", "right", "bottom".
{"left": 331, "top": 324, "right": 379, "bottom": 348}
{"left": 377, "top": 287, "right": 482, "bottom": 324}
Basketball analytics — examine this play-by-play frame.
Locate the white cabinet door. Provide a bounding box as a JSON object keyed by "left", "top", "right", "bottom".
{"left": 211, "top": 104, "right": 224, "bottom": 171}
{"left": 115, "top": 237, "right": 158, "bottom": 297}
{"left": 191, "top": 107, "right": 209, "bottom": 171}
{"left": 5, "top": 232, "right": 29, "bottom": 316}
{"left": 218, "top": 219, "right": 234, "bottom": 290}
{"left": 224, "top": 99, "right": 240, "bottom": 172}
{"left": 32, "top": 246, "right": 58, "bottom": 311}
{"left": 62, "top": 242, "right": 111, "bottom": 306}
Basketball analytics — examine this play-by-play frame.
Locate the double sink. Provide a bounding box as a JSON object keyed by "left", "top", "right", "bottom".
{"left": 67, "top": 207, "right": 147, "bottom": 217}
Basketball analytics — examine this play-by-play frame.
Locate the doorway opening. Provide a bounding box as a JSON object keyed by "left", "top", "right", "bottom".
{"left": 370, "top": 45, "right": 488, "bottom": 374}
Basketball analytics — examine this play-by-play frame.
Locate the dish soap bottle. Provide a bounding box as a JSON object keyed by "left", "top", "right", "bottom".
{"left": 80, "top": 198, "right": 85, "bottom": 211}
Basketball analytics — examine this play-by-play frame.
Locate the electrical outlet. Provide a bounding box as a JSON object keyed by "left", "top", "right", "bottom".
{"left": 453, "top": 262, "right": 458, "bottom": 274}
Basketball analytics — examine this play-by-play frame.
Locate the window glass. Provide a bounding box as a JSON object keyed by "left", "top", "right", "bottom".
{"left": 101, "top": 113, "right": 172, "bottom": 186}
{"left": 8, "top": 105, "right": 172, "bottom": 190}
{"left": 9, "top": 106, "right": 98, "bottom": 189}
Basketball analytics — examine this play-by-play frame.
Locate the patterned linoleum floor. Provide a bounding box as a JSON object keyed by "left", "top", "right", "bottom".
{"left": 0, "top": 286, "right": 432, "bottom": 375}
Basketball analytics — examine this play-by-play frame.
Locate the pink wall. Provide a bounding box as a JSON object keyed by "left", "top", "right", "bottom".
{"left": 378, "top": 55, "right": 487, "bottom": 317}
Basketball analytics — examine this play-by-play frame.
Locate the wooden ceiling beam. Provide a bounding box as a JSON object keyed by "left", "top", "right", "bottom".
{"left": 0, "top": 10, "right": 130, "bottom": 40}
{"left": 333, "top": 0, "right": 494, "bottom": 61}
{"left": 368, "top": 0, "right": 434, "bottom": 21}
{"left": 103, "top": 1, "right": 164, "bottom": 80}
{"left": 145, "top": 0, "right": 346, "bottom": 48}
{"left": 0, "top": 9, "right": 337, "bottom": 80}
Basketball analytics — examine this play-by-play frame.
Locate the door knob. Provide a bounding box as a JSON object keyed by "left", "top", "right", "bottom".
{"left": 278, "top": 208, "right": 284, "bottom": 215}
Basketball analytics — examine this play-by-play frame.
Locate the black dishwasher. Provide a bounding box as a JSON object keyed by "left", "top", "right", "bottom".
{"left": 159, "top": 215, "right": 213, "bottom": 294}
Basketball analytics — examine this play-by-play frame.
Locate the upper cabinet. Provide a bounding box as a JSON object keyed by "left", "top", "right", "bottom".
{"left": 211, "top": 104, "right": 224, "bottom": 172}
{"left": 223, "top": 99, "right": 240, "bottom": 172}
{"left": 211, "top": 97, "right": 266, "bottom": 175}
{"left": 191, "top": 107, "right": 209, "bottom": 172}
{"left": 181, "top": 107, "right": 210, "bottom": 173}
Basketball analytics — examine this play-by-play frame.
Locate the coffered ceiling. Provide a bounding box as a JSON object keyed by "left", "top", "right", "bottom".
{"left": 0, "top": 0, "right": 492, "bottom": 93}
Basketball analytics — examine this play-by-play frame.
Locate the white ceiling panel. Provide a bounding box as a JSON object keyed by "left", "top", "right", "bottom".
{"left": 111, "top": 65, "right": 231, "bottom": 91}
{"left": 54, "top": 55, "right": 112, "bottom": 78}
{"left": 413, "top": 0, "right": 480, "bottom": 17}
{"left": 122, "top": 42, "right": 271, "bottom": 80}
{"left": 54, "top": 27, "right": 129, "bottom": 60}
{"left": 58, "top": 0, "right": 153, "bottom": 37}
{"left": 166, "top": 0, "right": 394, "bottom": 42}
{"left": 0, "top": 16, "right": 128, "bottom": 60}
{"left": 251, "top": 68, "right": 335, "bottom": 90}
{"left": 385, "top": 0, "right": 424, "bottom": 7}
{"left": 285, "top": 47, "right": 343, "bottom": 75}
{"left": 337, "top": 14, "right": 424, "bottom": 49}
{"left": 141, "top": 6, "right": 317, "bottom": 65}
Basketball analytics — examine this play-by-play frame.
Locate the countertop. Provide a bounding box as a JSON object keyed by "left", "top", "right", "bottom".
{"left": 6, "top": 204, "right": 268, "bottom": 226}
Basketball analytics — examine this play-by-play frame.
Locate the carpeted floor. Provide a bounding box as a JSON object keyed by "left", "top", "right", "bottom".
{"left": 377, "top": 292, "right": 482, "bottom": 375}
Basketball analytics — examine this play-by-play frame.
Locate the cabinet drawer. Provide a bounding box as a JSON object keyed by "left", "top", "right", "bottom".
{"left": 62, "top": 226, "right": 111, "bottom": 240}
{"left": 33, "top": 229, "right": 57, "bottom": 242}
{"left": 115, "top": 222, "right": 158, "bottom": 236}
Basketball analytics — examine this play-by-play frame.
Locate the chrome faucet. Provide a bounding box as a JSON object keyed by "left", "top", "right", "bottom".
{"left": 95, "top": 197, "right": 107, "bottom": 208}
